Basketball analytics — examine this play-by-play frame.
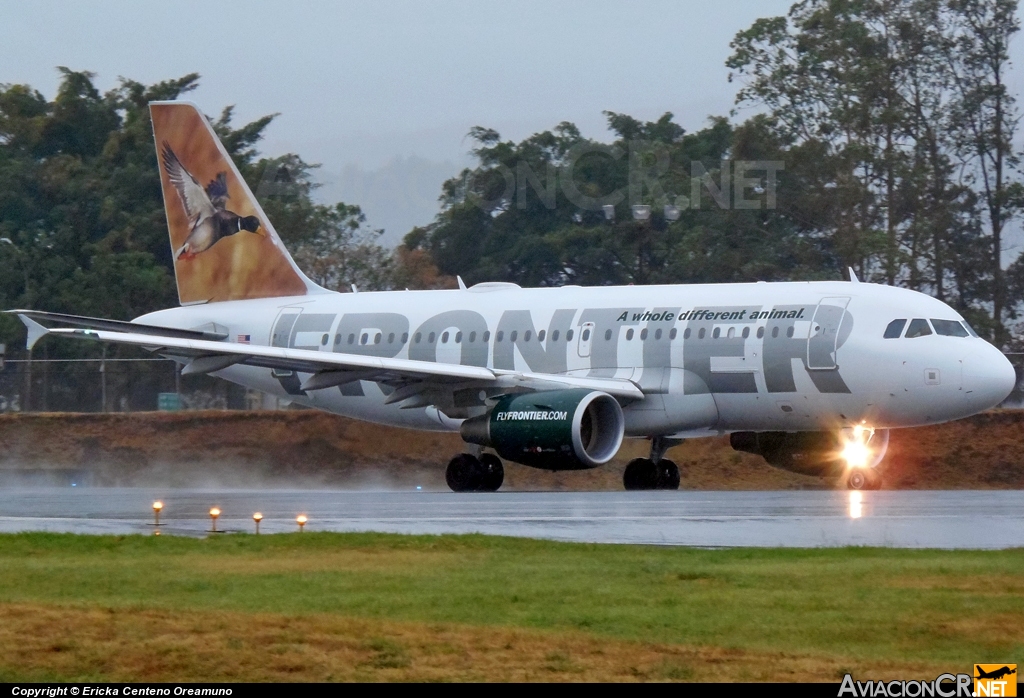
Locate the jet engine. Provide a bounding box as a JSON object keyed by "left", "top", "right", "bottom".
{"left": 460, "top": 389, "right": 625, "bottom": 470}
{"left": 730, "top": 428, "right": 889, "bottom": 478}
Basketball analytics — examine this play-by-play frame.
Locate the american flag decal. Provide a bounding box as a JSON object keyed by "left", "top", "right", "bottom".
{"left": 237, "top": 334, "right": 251, "bottom": 344}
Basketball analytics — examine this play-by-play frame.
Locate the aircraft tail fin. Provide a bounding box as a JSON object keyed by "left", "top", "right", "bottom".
{"left": 149, "top": 101, "right": 323, "bottom": 305}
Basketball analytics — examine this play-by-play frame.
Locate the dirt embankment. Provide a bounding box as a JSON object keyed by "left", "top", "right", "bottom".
{"left": 0, "top": 410, "right": 1022, "bottom": 489}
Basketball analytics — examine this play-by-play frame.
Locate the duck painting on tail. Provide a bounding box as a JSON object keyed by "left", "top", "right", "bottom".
{"left": 161, "top": 142, "right": 262, "bottom": 261}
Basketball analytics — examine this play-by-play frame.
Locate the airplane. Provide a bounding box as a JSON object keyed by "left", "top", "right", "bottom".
{"left": 976, "top": 666, "right": 1017, "bottom": 681}
{"left": 7, "top": 101, "right": 1017, "bottom": 492}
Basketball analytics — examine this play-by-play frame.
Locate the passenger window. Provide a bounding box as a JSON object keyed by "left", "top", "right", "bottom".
{"left": 698, "top": 328, "right": 706, "bottom": 339}
{"left": 712, "top": 328, "right": 720, "bottom": 339}
{"left": 626, "top": 329, "right": 634, "bottom": 340}
{"left": 742, "top": 327, "right": 750, "bottom": 339}
{"left": 441, "top": 331, "right": 449, "bottom": 343}
{"left": 566, "top": 329, "right": 574, "bottom": 341}
{"left": 496, "top": 331, "right": 504, "bottom": 342}
{"left": 401, "top": 332, "right": 408, "bottom": 343}
{"left": 931, "top": 319, "right": 969, "bottom": 337}
{"left": 884, "top": 319, "right": 906, "bottom": 339}
{"left": 757, "top": 326, "right": 764, "bottom": 338}
{"left": 605, "top": 329, "right": 612, "bottom": 340}
{"left": 641, "top": 329, "right": 648, "bottom": 340}
{"left": 538, "top": 330, "right": 546, "bottom": 341}
{"left": 482, "top": 331, "right": 490, "bottom": 342}
{"left": 905, "top": 319, "right": 932, "bottom": 338}
{"left": 655, "top": 329, "right": 662, "bottom": 340}
{"left": 455, "top": 331, "right": 463, "bottom": 343}
{"left": 551, "top": 330, "right": 559, "bottom": 341}
{"left": 510, "top": 331, "right": 518, "bottom": 342}
{"left": 523, "top": 330, "right": 531, "bottom": 342}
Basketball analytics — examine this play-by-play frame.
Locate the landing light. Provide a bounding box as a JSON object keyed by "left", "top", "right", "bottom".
{"left": 839, "top": 425, "right": 874, "bottom": 470}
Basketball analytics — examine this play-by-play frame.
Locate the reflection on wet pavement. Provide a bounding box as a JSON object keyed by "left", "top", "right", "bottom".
{"left": 0, "top": 489, "right": 1021, "bottom": 549}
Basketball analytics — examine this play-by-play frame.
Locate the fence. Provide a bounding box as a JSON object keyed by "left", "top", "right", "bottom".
{"left": 0, "top": 357, "right": 258, "bottom": 413}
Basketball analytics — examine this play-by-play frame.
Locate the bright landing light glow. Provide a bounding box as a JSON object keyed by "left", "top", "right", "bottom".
{"left": 840, "top": 425, "right": 875, "bottom": 470}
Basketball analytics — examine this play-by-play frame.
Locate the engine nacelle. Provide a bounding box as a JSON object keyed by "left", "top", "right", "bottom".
{"left": 460, "top": 389, "right": 625, "bottom": 470}
{"left": 730, "top": 429, "right": 889, "bottom": 476}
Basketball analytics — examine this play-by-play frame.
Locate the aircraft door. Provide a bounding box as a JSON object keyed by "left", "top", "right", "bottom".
{"left": 577, "top": 322, "right": 595, "bottom": 358}
{"left": 270, "top": 307, "right": 304, "bottom": 394}
{"left": 807, "top": 297, "right": 850, "bottom": 370}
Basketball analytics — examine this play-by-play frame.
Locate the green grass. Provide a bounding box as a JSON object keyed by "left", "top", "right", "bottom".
{"left": 0, "top": 532, "right": 1022, "bottom": 667}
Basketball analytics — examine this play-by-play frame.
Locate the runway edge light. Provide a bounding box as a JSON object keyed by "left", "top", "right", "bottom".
{"left": 151, "top": 501, "right": 164, "bottom": 527}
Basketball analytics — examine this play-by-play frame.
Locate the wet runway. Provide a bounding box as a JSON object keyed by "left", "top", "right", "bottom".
{"left": 0, "top": 488, "right": 1021, "bottom": 548}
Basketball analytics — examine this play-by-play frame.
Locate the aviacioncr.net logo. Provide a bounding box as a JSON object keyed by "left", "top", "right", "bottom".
{"left": 839, "top": 673, "right": 973, "bottom": 697}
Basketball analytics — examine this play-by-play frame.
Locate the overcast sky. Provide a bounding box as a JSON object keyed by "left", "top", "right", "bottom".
{"left": 4, "top": 0, "right": 1024, "bottom": 246}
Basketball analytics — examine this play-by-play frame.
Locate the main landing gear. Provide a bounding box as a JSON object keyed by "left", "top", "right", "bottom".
{"left": 623, "top": 437, "right": 682, "bottom": 491}
{"left": 846, "top": 467, "right": 882, "bottom": 490}
{"left": 446, "top": 452, "right": 504, "bottom": 492}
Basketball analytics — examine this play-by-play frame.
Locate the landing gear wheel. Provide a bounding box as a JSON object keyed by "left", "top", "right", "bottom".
{"left": 624, "top": 458, "right": 659, "bottom": 490}
{"left": 657, "top": 459, "right": 680, "bottom": 490}
{"left": 478, "top": 453, "right": 504, "bottom": 492}
{"left": 446, "top": 454, "right": 482, "bottom": 492}
{"left": 847, "top": 468, "right": 871, "bottom": 490}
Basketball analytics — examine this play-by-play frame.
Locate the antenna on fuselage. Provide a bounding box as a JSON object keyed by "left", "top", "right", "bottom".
{"left": 457, "top": 276, "right": 467, "bottom": 290}
{"left": 848, "top": 267, "right": 860, "bottom": 283}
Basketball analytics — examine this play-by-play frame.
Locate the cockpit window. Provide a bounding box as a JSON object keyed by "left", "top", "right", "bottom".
{"left": 883, "top": 319, "right": 907, "bottom": 339}
{"left": 931, "top": 319, "right": 969, "bottom": 337}
{"left": 962, "top": 321, "right": 980, "bottom": 338}
{"left": 905, "top": 318, "right": 932, "bottom": 338}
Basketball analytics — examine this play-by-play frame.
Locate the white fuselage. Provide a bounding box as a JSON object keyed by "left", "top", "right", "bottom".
{"left": 138, "top": 280, "right": 1016, "bottom": 438}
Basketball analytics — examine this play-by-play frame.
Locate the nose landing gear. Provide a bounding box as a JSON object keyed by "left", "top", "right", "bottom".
{"left": 623, "top": 437, "right": 682, "bottom": 491}
{"left": 446, "top": 453, "right": 504, "bottom": 492}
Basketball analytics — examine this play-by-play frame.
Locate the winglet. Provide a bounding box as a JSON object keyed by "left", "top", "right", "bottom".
{"left": 848, "top": 267, "right": 860, "bottom": 283}
{"left": 18, "top": 314, "right": 49, "bottom": 350}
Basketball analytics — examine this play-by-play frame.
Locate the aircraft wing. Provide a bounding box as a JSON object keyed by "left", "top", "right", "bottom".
{"left": 14, "top": 315, "right": 644, "bottom": 402}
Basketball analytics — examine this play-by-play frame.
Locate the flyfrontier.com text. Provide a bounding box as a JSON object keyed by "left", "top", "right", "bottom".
{"left": 838, "top": 673, "right": 973, "bottom": 697}
{"left": 495, "top": 411, "right": 569, "bottom": 421}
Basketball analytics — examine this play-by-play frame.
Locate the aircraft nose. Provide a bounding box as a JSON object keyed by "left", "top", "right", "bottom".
{"left": 962, "top": 345, "right": 1017, "bottom": 409}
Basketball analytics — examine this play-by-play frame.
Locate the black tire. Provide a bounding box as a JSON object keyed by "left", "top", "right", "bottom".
{"left": 624, "top": 458, "right": 659, "bottom": 490}
{"left": 446, "top": 454, "right": 482, "bottom": 492}
{"left": 847, "top": 468, "right": 868, "bottom": 490}
{"left": 479, "top": 453, "right": 504, "bottom": 492}
{"left": 657, "top": 459, "right": 680, "bottom": 490}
